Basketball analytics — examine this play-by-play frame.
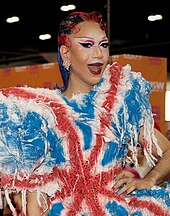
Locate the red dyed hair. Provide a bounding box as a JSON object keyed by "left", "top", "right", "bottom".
{"left": 58, "top": 11, "right": 107, "bottom": 46}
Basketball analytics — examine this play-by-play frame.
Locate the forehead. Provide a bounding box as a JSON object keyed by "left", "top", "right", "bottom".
{"left": 70, "top": 21, "right": 107, "bottom": 39}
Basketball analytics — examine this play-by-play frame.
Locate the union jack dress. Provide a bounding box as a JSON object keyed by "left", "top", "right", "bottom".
{"left": 0, "top": 62, "right": 170, "bottom": 216}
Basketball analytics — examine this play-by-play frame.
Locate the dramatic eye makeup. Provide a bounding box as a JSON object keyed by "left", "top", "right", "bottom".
{"left": 78, "top": 40, "right": 94, "bottom": 48}
{"left": 99, "top": 40, "right": 109, "bottom": 48}
{"left": 77, "top": 39, "right": 109, "bottom": 48}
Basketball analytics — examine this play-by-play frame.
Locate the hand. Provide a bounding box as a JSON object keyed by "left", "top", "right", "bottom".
{"left": 113, "top": 172, "right": 156, "bottom": 195}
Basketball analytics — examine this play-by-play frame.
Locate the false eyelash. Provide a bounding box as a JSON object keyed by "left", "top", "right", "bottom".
{"left": 100, "top": 42, "right": 109, "bottom": 48}
{"left": 78, "top": 42, "right": 93, "bottom": 48}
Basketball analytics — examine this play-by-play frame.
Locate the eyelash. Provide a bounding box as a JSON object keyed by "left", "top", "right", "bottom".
{"left": 100, "top": 42, "right": 109, "bottom": 48}
{"left": 79, "top": 42, "right": 93, "bottom": 48}
{"left": 79, "top": 42, "right": 109, "bottom": 48}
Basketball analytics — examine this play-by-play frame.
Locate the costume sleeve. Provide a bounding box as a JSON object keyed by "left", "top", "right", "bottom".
{"left": 0, "top": 91, "right": 64, "bottom": 191}
{"left": 125, "top": 71, "right": 153, "bottom": 128}
{"left": 0, "top": 88, "right": 67, "bottom": 214}
{"left": 122, "top": 66, "right": 162, "bottom": 167}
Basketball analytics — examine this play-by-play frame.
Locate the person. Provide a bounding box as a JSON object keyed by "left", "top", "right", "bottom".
{"left": 0, "top": 11, "right": 170, "bottom": 216}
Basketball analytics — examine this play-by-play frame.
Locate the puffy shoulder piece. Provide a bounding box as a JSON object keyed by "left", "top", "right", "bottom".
{"left": 114, "top": 64, "right": 162, "bottom": 167}
{"left": 0, "top": 87, "right": 67, "bottom": 187}
{"left": 0, "top": 87, "right": 64, "bottom": 214}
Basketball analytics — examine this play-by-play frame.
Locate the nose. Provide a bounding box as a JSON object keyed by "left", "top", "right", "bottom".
{"left": 92, "top": 46, "right": 103, "bottom": 59}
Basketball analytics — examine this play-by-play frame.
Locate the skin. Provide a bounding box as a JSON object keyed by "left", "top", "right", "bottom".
{"left": 26, "top": 192, "right": 48, "bottom": 216}
{"left": 10, "top": 20, "right": 170, "bottom": 215}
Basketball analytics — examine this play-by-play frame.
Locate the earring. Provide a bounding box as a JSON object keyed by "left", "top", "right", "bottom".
{"left": 63, "top": 59, "right": 71, "bottom": 71}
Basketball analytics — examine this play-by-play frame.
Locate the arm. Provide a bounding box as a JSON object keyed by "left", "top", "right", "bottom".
{"left": 27, "top": 191, "right": 48, "bottom": 216}
{"left": 27, "top": 192, "right": 41, "bottom": 216}
{"left": 114, "top": 127, "right": 170, "bottom": 194}
{"left": 138, "top": 127, "right": 170, "bottom": 185}
{"left": 11, "top": 191, "right": 45, "bottom": 216}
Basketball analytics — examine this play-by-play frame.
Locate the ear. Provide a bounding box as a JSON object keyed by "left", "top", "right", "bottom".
{"left": 60, "top": 45, "right": 70, "bottom": 62}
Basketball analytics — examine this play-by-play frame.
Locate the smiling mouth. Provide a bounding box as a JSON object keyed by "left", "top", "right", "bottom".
{"left": 87, "top": 63, "right": 103, "bottom": 75}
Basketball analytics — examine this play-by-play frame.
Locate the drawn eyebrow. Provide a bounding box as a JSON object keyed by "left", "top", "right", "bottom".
{"left": 75, "top": 36, "right": 108, "bottom": 40}
{"left": 76, "top": 38, "right": 94, "bottom": 43}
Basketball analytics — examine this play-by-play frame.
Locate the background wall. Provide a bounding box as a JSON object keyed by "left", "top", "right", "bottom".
{"left": 167, "top": 73, "right": 170, "bottom": 90}
{"left": 0, "top": 62, "right": 62, "bottom": 89}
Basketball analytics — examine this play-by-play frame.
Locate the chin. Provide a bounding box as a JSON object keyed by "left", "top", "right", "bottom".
{"left": 89, "top": 76, "right": 102, "bottom": 86}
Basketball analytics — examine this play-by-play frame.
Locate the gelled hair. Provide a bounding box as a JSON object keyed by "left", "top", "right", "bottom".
{"left": 57, "top": 11, "right": 107, "bottom": 91}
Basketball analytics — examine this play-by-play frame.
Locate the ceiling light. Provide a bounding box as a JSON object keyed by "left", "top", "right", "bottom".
{"left": 155, "top": 14, "right": 163, "bottom": 20}
{"left": 68, "top": 4, "right": 76, "bottom": 10}
{"left": 60, "top": 4, "right": 76, "bottom": 11}
{"left": 60, "top": 5, "right": 69, "bottom": 11}
{"left": 39, "top": 34, "right": 51, "bottom": 40}
{"left": 6, "top": 16, "right": 19, "bottom": 23}
{"left": 148, "top": 14, "right": 163, "bottom": 21}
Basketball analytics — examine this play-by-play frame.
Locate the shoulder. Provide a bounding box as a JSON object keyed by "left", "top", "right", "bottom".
{"left": 0, "top": 87, "right": 59, "bottom": 176}
{"left": 104, "top": 63, "right": 152, "bottom": 109}
{"left": 120, "top": 65, "right": 152, "bottom": 108}
{"left": 0, "top": 86, "right": 59, "bottom": 127}
{"left": 109, "top": 63, "right": 153, "bottom": 124}
{"left": 123, "top": 64, "right": 152, "bottom": 94}
{"left": 108, "top": 62, "right": 152, "bottom": 95}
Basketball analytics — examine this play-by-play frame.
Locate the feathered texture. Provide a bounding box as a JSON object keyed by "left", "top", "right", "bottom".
{"left": 0, "top": 62, "right": 169, "bottom": 215}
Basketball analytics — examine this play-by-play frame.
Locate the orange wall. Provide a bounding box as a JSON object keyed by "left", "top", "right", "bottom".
{"left": 0, "top": 62, "right": 63, "bottom": 89}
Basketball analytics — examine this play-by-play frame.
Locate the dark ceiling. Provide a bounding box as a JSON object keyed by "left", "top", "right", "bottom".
{"left": 0, "top": 0, "right": 170, "bottom": 72}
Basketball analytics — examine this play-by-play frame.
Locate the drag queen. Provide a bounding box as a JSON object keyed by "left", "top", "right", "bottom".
{"left": 0, "top": 11, "right": 170, "bottom": 215}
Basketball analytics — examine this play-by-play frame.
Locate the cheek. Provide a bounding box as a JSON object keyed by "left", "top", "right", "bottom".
{"left": 103, "top": 49, "right": 110, "bottom": 60}
{"left": 71, "top": 48, "right": 91, "bottom": 65}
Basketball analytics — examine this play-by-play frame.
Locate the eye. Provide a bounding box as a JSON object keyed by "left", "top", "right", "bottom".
{"left": 100, "top": 42, "right": 109, "bottom": 48}
{"left": 78, "top": 42, "right": 93, "bottom": 48}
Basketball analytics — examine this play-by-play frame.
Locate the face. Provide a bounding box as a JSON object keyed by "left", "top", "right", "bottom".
{"left": 65, "top": 21, "right": 109, "bottom": 93}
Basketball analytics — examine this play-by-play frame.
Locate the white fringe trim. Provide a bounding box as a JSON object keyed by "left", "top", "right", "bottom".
{"left": 4, "top": 189, "right": 17, "bottom": 216}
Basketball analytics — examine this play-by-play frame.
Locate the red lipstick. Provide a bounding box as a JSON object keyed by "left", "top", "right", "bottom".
{"left": 87, "top": 63, "right": 103, "bottom": 75}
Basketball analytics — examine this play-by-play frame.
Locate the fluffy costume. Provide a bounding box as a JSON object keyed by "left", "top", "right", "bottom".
{"left": 0, "top": 62, "right": 169, "bottom": 215}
